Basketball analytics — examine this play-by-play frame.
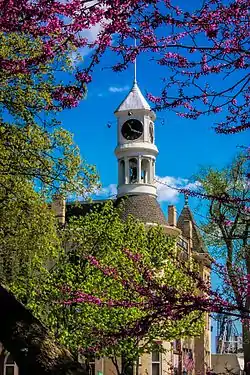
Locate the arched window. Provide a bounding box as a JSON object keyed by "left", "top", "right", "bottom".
{"left": 129, "top": 158, "right": 138, "bottom": 183}
{"left": 141, "top": 159, "right": 150, "bottom": 183}
{"left": 119, "top": 159, "right": 125, "bottom": 185}
{"left": 4, "top": 354, "right": 18, "bottom": 375}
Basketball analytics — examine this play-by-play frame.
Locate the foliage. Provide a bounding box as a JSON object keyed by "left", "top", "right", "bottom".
{"left": 0, "top": 30, "right": 97, "bottom": 302}
{"left": 197, "top": 154, "right": 250, "bottom": 372}
{"left": 29, "top": 201, "right": 204, "bottom": 362}
{"left": 198, "top": 154, "right": 249, "bottom": 297}
{"left": 0, "top": 29, "right": 98, "bottom": 198}
{"left": 0, "top": 177, "right": 61, "bottom": 305}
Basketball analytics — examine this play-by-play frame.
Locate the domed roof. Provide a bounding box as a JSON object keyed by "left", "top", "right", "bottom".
{"left": 116, "top": 195, "right": 168, "bottom": 226}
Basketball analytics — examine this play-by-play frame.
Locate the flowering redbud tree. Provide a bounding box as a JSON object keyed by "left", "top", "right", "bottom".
{"left": 111, "top": 0, "right": 249, "bottom": 135}
{"left": 1, "top": 0, "right": 248, "bottom": 135}
{"left": 197, "top": 154, "right": 250, "bottom": 372}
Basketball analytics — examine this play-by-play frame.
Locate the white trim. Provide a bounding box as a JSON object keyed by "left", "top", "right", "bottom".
{"left": 115, "top": 143, "right": 158, "bottom": 157}
{"left": 151, "top": 350, "right": 162, "bottom": 375}
{"left": 4, "top": 353, "right": 19, "bottom": 375}
{"left": 117, "top": 183, "right": 157, "bottom": 197}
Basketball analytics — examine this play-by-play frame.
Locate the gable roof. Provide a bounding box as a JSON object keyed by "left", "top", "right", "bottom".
{"left": 177, "top": 205, "right": 207, "bottom": 253}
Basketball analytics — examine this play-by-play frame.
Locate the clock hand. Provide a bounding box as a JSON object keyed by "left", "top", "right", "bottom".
{"left": 132, "top": 129, "right": 142, "bottom": 134}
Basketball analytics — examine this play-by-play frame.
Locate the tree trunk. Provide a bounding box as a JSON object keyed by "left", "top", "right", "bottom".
{"left": 242, "top": 304, "right": 250, "bottom": 375}
{"left": 0, "top": 285, "right": 86, "bottom": 375}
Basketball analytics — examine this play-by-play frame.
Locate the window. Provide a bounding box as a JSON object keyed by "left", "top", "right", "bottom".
{"left": 173, "top": 340, "right": 181, "bottom": 353}
{"left": 129, "top": 158, "right": 138, "bottom": 183}
{"left": 152, "top": 349, "right": 161, "bottom": 375}
{"left": 119, "top": 159, "right": 125, "bottom": 184}
{"left": 141, "top": 159, "right": 149, "bottom": 183}
{"left": 149, "top": 123, "right": 154, "bottom": 143}
{"left": 4, "top": 354, "right": 18, "bottom": 375}
{"left": 177, "top": 238, "right": 188, "bottom": 251}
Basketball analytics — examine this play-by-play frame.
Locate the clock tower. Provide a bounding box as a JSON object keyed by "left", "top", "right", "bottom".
{"left": 114, "top": 79, "right": 158, "bottom": 197}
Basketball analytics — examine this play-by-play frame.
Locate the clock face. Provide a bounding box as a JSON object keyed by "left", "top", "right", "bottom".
{"left": 121, "top": 119, "right": 143, "bottom": 140}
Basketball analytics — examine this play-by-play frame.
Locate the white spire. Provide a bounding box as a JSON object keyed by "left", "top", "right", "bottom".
{"left": 115, "top": 39, "right": 151, "bottom": 113}
{"left": 134, "top": 38, "right": 137, "bottom": 84}
{"left": 115, "top": 82, "right": 151, "bottom": 112}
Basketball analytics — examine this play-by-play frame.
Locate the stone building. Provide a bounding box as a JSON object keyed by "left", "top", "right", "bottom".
{"left": 0, "top": 78, "right": 212, "bottom": 375}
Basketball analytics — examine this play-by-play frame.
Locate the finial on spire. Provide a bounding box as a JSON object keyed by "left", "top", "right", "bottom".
{"left": 184, "top": 192, "right": 189, "bottom": 206}
{"left": 134, "top": 38, "right": 137, "bottom": 84}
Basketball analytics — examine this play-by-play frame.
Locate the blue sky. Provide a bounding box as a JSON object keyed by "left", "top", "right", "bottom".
{"left": 58, "top": 0, "right": 249, "bottom": 217}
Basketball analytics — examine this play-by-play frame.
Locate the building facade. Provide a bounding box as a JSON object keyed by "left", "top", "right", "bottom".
{"left": 0, "top": 78, "right": 212, "bottom": 375}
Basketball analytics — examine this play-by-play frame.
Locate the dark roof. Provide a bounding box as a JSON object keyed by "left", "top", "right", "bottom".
{"left": 66, "top": 199, "right": 110, "bottom": 219}
{"left": 66, "top": 195, "right": 168, "bottom": 226}
{"left": 177, "top": 205, "right": 207, "bottom": 253}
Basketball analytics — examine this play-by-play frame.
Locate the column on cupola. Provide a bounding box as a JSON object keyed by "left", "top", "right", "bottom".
{"left": 138, "top": 156, "right": 142, "bottom": 184}
{"left": 152, "top": 159, "right": 155, "bottom": 183}
{"left": 142, "top": 158, "right": 152, "bottom": 184}
{"left": 118, "top": 159, "right": 124, "bottom": 185}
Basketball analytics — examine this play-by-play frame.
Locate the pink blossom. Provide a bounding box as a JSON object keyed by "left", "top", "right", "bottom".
{"left": 213, "top": 107, "right": 222, "bottom": 113}
{"left": 76, "top": 71, "right": 92, "bottom": 84}
{"left": 206, "top": 24, "right": 218, "bottom": 38}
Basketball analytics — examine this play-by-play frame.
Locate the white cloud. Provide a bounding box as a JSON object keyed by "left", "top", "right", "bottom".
{"left": 74, "top": 23, "right": 103, "bottom": 59}
{"left": 93, "top": 176, "right": 200, "bottom": 203}
{"left": 109, "top": 85, "right": 129, "bottom": 93}
{"left": 94, "top": 184, "right": 117, "bottom": 198}
{"left": 83, "top": 23, "right": 103, "bottom": 43}
{"left": 64, "top": 1, "right": 107, "bottom": 60}
{"left": 155, "top": 175, "right": 200, "bottom": 203}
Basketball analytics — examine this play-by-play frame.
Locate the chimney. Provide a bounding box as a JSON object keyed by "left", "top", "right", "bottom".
{"left": 51, "top": 195, "right": 66, "bottom": 225}
{"left": 168, "top": 205, "right": 177, "bottom": 226}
